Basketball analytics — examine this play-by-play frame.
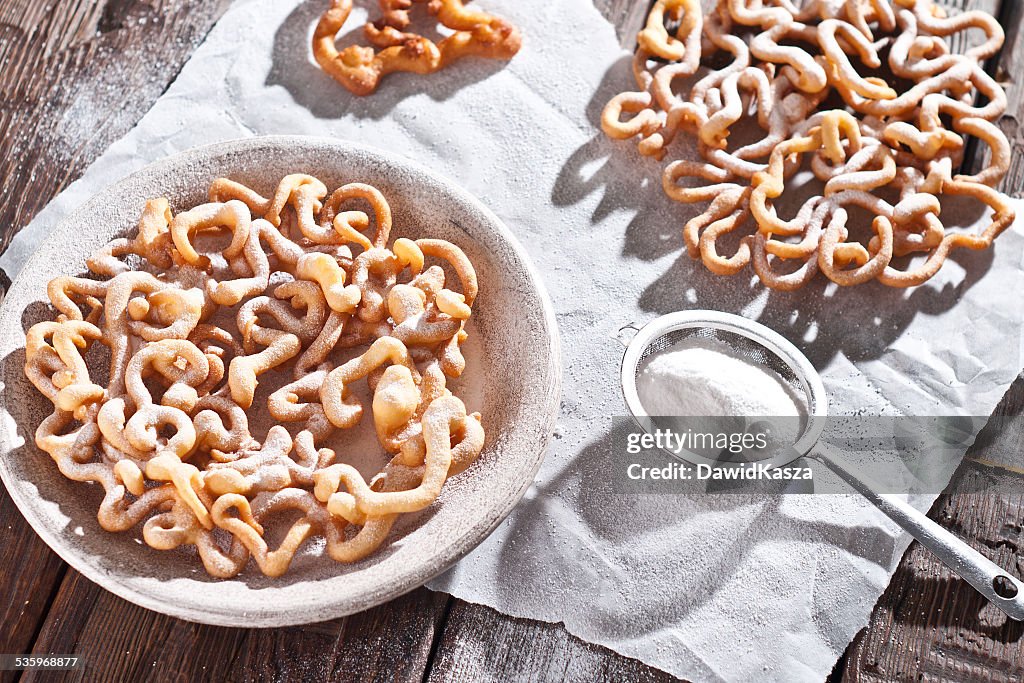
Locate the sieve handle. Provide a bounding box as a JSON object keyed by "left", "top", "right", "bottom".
{"left": 815, "top": 444, "right": 1024, "bottom": 621}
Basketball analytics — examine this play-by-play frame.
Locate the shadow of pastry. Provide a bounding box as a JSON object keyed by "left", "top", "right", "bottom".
{"left": 552, "top": 55, "right": 688, "bottom": 263}
{"left": 267, "top": 0, "right": 512, "bottom": 122}
{"left": 638, "top": 229, "right": 995, "bottom": 371}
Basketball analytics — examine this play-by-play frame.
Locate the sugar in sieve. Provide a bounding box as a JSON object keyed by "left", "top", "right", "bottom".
{"left": 618, "top": 310, "right": 1024, "bottom": 621}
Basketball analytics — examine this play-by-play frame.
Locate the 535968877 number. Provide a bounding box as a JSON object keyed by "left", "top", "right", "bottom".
{"left": 0, "top": 655, "right": 81, "bottom": 670}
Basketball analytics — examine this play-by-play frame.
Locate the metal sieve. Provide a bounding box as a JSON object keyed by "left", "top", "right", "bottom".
{"left": 618, "top": 310, "right": 1024, "bottom": 621}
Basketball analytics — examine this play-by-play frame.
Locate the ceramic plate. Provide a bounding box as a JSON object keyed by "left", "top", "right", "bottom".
{"left": 0, "top": 136, "right": 561, "bottom": 627}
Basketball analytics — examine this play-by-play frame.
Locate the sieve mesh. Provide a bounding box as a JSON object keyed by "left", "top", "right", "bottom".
{"left": 629, "top": 325, "right": 819, "bottom": 441}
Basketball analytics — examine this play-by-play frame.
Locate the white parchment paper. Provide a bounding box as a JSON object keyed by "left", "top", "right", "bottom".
{"left": 3, "top": 1, "right": 1022, "bottom": 680}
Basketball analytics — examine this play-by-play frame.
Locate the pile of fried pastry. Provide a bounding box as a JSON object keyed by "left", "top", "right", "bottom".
{"left": 24, "top": 174, "right": 483, "bottom": 577}
{"left": 603, "top": 0, "right": 1014, "bottom": 289}
{"left": 313, "top": 0, "right": 522, "bottom": 96}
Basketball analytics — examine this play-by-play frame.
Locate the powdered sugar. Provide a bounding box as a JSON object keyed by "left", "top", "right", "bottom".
{"left": 637, "top": 339, "right": 802, "bottom": 418}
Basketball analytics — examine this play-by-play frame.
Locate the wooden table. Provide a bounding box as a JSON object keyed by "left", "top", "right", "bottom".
{"left": 1, "top": 1, "right": 1022, "bottom": 680}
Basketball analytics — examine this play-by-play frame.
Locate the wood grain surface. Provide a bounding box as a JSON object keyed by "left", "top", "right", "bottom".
{"left": 842, "top": 377, "right": 1024, "bottom": 682}
{"left": 427, "top": 601, "right": 681, "bottom": 683}
{"left": 0, "top": 0, "right": 1022, "bottom": 682}
{"left": 23, "top": 574, "right": 448, "bottom": 683}
{"left": 989, "top": 0, "right": 1024, "bottom": 193}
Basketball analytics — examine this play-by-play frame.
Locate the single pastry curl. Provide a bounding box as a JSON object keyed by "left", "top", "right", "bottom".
{"left": 313, "top": 0, "right": 521, "bottom": 96}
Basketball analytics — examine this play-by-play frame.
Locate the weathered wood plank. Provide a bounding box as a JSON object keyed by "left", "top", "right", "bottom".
{"left": 842, "top": 376, "right": 1024, "bottom": 682}
{"left": 223, "top": 589, "right": 449, "bottom": 683}
{"left": 988, "top": 0, "right": 1024, "bottom": 193}
{"left": 22, "top": 570, "right": 248, "bottom": 683}
{"left": 0, "top": 489, "right": 66, "bottom": 681}
{"left": 0, "top": 0, "right": 231, "bottom": 675}
{"left": 0, "top": 0, "right": 233, "bottom": 258}
{"left": 426, "top": 599, "right": 684, "bottom": 683}
{"left": 24, "top": 572, "right": 448, "bottom": 683}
